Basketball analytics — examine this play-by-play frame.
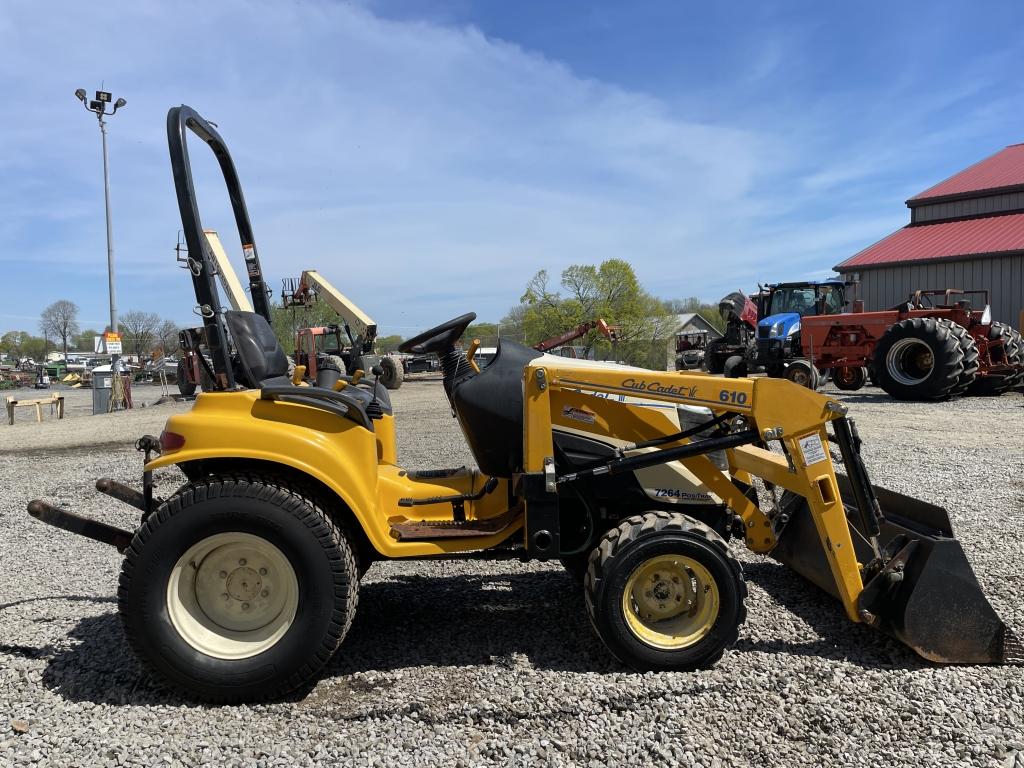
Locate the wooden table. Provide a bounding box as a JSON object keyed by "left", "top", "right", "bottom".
{"left": 5, "top": 394, "right": 65, "bottom": 425}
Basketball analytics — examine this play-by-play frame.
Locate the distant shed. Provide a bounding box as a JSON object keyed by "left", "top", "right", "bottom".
{"left": 835, "top": 144, "right": 1024, "bottom": 326}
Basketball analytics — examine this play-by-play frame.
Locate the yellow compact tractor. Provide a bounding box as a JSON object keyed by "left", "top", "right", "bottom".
{"left": 28, "top": 107, "right": 1019, "bottom": 703}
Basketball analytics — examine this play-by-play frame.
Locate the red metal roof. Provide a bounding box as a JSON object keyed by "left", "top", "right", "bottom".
{"left": 909, "top": 144, "right": 1024, "bottom": 201}
{"left": 836, "top": 212, "right": 1024, "bottom": 270}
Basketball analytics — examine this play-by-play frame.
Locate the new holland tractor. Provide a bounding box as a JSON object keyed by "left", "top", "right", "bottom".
{"left": 25, "top": 107, "right": 1020, "bottom": 703}
{"left": 723, "top": 280, "right": 848, "bottom": 388}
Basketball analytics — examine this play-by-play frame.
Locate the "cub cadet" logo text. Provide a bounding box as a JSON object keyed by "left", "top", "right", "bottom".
{"left": 621, "top": 378, "right": 698, "bottom": 399}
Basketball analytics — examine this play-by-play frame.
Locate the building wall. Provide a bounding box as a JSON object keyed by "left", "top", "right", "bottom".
{"left": 840, "top": 253, "right": 1024, "bottom": 327}
{"left": 910, "top": 191, "right": 1024, "bottom": 223}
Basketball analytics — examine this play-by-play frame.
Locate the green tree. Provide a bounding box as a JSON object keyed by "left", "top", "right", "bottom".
{"left": 463, "top": 322, "right": 500, "bottom": 346}
{"left": 20, "top": 335, "right": 47, "bottom": 362}
{"left": 1, "top": 331, "right": 26, "bottom": 358}
{"left": 516, "top": 259, "right": 673, "bottom": 366}
{"left": 375, "top": 334, "right": 404, "bottom": 353}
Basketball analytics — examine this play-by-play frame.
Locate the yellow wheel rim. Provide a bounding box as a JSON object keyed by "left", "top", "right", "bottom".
{"left": 621, "top": 554, "right": 720, "bottom": 650}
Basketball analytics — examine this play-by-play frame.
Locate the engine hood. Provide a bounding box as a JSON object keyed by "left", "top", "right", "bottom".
{"left": 758, "top": 312, "right": 802, "bottom": 336}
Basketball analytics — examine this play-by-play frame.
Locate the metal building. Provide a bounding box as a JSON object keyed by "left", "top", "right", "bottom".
{"left": 836, "top": 144, "right": 1024, "bottom": 328}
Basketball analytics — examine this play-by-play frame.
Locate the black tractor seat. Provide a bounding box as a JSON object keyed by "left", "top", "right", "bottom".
{"left": 225, "top": 311, "right": 390, "bottom": 431}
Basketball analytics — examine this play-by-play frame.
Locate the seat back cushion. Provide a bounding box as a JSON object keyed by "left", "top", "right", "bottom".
{"left": 225, "top": 311, "right": 290, "bottom": 386}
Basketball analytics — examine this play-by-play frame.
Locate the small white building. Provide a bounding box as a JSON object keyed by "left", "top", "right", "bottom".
{"left": 667, "top": 313, "right": 722, "bottom": 371}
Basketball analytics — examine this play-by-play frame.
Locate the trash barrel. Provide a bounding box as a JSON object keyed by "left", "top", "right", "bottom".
{"left": 91, "top": 365, "right": 113, "bottom": 415}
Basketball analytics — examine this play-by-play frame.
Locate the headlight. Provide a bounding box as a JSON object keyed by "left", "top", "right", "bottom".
{"left": 769, "top": 321, "right": 785, "bottom": 338}
{"left": 788, "top": 321, "right": 801, "bottom": 336}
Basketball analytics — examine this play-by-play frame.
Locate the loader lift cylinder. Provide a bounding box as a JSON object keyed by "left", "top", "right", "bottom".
{"left": 830, "top": 416, "right": 883, "bottom": 559}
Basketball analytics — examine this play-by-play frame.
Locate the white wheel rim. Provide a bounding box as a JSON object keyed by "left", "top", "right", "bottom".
{"left": 166, "top": 532, "right": 299, "bottom": 660}
{"left": 886, "top": 338, "right": 934, "bottom": 386}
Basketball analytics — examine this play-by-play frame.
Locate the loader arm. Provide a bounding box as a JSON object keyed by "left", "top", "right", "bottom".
{"left": 520, "top": 359, "right": 1018, "bottom": 664}
{"left": 297, "top": 270, "right": 378, "bottom": 351}
{"left": 523, "top": 362, "right": 867, "bottom": 622}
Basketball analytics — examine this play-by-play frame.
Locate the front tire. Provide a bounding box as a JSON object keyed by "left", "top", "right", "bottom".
{"left": 832, "top": 365, "right": 866, "bottom": 391}
{"left": 723, "top": 355, "right": 748, "bottom": 378}
{"left": 118, "top": 476, "right": 358, "bottom": 703}
{"left": 784, "top": 359, "right": 819, "bottom": 389}
{"left": 379, "top": 356, "right": 404, "bottom": 390}
{"left": 703, "top": 339, "right": 730, "bottom": 374}
{"left": 584, "top": 512, "right": 746, "bottom": 671}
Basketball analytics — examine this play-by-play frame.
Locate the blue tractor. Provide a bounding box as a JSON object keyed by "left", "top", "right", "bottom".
{"left": 724, "top": 279, "right": 848, "bottom": 388}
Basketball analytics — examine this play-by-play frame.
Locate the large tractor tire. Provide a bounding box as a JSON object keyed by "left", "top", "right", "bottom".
{"left": 938, "top": 319, "right": 979, "bottom": 396}
{"left": 1009, "top": 329, "right": 1024, "bottom": 389}
{"left": 118, "top": 475, "right": 359, "bottom": 703}
{"left": 872, "top": 318, "right": 963, "bottom": 401}
{"left": 176, "top": 358, "right": 196, "bottom": 397}
{"left": 969, "top": 321, "right": 1023, "bottom": 396}
{"left": 832, "top": 365, "right": 867, "bottom": 392}
{"left": 584, "top": 512, "right": 746, "bottom": 672}
{"left": 703, "top": 340, "right": 729, "bottom": 374}
{"left": 723, "top": 355, "right": 748, "bottom": 378}
{"left": 379, "top": 356, "right": 404, "bottom": 390}
{"left": 784, "top": 359, "right": 819, "bottom": 390}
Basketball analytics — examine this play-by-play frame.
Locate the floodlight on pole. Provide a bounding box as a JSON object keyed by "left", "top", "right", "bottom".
{"left": 75, "top": 86, "right": 127, "bottom": 391}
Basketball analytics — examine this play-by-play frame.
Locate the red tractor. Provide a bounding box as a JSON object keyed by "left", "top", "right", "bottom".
{"left": 801, "top": 289, "right": 1023, "bottom": 400}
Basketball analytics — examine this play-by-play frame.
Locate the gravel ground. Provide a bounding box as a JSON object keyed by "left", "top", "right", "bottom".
{"left": 0, "top": 379, "right": 1022, "bottom": 767}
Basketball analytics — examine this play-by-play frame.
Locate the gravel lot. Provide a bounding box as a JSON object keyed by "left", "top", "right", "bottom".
{"left": 1, "top": 381, "right": 1022, "bottom": 767}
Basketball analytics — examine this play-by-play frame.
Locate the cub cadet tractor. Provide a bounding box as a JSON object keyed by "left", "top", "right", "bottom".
{"left": 26, "top": 107, "right": 1020, "bottom": 703}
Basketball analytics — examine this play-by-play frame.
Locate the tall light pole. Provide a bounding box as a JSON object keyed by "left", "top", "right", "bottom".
{"left": 75, "top": 87, "right": 126, "bottom": 370}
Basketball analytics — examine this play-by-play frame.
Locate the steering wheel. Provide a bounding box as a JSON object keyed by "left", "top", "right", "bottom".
{"left": 398, "top": 312, "right": 476, "bottom": 355}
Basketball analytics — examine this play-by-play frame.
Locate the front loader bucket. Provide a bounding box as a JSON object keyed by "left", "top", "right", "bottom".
{"left": 771, "top": 475, "right": 1021, "bottom": 665}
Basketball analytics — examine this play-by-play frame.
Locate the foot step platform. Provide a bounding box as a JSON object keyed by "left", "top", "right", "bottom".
{"left": 389, "top": 506, "right": 521, "bottom": 542}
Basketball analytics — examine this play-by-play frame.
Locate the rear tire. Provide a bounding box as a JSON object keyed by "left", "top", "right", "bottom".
{"left": 379, "top": 356, "right": 404, "bottom": 390}
{"left": 872, "top": 318, "right": 963, "bottom": 400}
{"left": 584, "top": 512, "right": 746, "bottom": 671}
{"left": 176, "top": 358, "right": 196, "bottom": 397}
{"left": 969, "top": 321, "right": 1022, "bottom": 396}
{"left": 832, "top": 365, "right": 866, "bottom": 391}
{"left": 939, "top": 319, "right": 979, "bottom": 396}
{"left": 118, "top": 475, "right": 358, "bottom": 703}
{"left": 1009, "top": 329, "right": 1024, "bottom": 389}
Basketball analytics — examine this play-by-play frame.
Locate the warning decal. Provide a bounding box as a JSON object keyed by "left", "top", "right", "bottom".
{"left": 797, "top": 433, "right": 827, "bottom": 467}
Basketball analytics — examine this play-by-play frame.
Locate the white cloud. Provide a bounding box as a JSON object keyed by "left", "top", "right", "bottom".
{"left": 0, "top": 1, "right": 1020, "bottom": 335}
{"left": 0, "top": 0, "right": 785, "bottom": 332}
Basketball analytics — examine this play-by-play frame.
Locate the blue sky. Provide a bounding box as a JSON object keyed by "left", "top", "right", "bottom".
{"left": 1, "top": 0, "right": 1022, "bottom": 337}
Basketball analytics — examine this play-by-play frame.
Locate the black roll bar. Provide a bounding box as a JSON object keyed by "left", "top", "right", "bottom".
{"left": 166, "top": 105, "right": 273, "bottom": 389}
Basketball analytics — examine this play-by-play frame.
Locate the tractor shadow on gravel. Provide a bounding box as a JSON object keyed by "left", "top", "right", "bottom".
{"left": 19, "top": 566, "right": 922, "bottom": 706}
{"left": 739, "top": 561, "right": 925, "bottom": 669}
